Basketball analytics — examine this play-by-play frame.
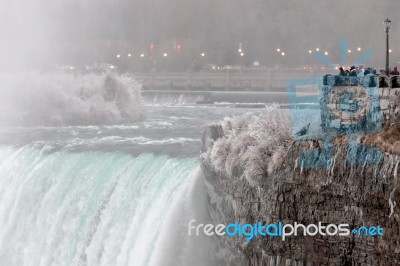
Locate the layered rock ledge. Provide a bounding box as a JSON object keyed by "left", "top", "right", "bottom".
{"left": 200, "top": 76, "right": 400, "bottom": 266}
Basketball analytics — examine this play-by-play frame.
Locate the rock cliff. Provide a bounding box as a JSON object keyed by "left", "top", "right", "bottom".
{"left": 200, "top": 75, "right": 400, "bottom": 265}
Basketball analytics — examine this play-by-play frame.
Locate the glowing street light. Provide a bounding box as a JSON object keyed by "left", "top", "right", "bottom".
{"left": 324, "top": 51, "right": 329, "bottom": 56}
{"left": 201, "top": 52, "right": 205, "bottom": 57}
{"left": 281, "top": 52, "right": 285, "bottom": 56}
{"left": 277, "top": 48, "right": 281, "bottom": 52}
{"left": 389, "top": 49, "right": 392, "bottom": 53}
{"left": 140, "top": 53, "right": 145, "bottom": 58}
{"left": 163, "top": 53, "right": 168, "bottom": 57}
{"left": 127, "top": 53, "right": 132, "bottom": 57}
{"left": 116, "top": 54, "right": 121, "bottom": 58}
{"left": 348, "top": 49, "right": 352, "bottom": 53}
{"left": 357, "top": 47, "right": 361, "bottom": 51}
{"left": 308, "top": 50, "right": 312, "bottom": 54}
{"left": 240, "top": 52, "right": 244, "bottom": 57}
{"left": 316, "top": 48, "right": 320, "bottom": 52}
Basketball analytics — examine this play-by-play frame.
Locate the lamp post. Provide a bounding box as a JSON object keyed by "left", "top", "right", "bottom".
{"left": 384, "top": 17, "right": 391, "bottom": 75}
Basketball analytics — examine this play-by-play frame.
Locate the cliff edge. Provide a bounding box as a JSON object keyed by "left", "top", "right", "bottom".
{"left": 200, "top": 75, "right": 400, "bottom": 265}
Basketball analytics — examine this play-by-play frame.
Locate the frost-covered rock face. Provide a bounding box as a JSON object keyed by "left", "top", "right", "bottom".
{"left": 201, "top": 107, "right": 322, "bottom": 186}
{"left": 201, "top": 128, "right": 400, "bottom": 265}
{"left": 201, "top": 90, "right": 400, "bottom": 265}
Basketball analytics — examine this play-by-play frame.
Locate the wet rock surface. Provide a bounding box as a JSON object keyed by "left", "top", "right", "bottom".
{"left": 201, "top": 128, "right": 400, "bottom": 265}
{"left": 201, "top": 103, "right": 400, "bottom": 266}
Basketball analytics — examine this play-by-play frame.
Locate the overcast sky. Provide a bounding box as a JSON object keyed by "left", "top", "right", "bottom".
{"left": 1, "top": 0, "right": 399, "bottom": 70}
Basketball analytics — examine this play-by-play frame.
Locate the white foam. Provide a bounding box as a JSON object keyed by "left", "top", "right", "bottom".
{"left": 0, "top": 72, "right": 146, "bottom": 126}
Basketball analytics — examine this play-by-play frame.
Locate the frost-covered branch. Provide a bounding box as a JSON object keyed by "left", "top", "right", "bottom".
{"left": 203, "top": 105, "right": 322, "bottom": 184}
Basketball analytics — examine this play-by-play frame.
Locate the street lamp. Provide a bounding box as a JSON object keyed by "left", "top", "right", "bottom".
{"left": 384, "top": 17, "right": 391, "bottom": 75}
{"left": 324, "top": 51, "right": 329, "bottom": 56}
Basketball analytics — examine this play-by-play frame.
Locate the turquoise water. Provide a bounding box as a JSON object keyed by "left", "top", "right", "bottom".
{"left": 0, "top": 104, "right": 257, "bottom": 266}
{"left": 0, "top": 146, "right": 199, "bottom": 265}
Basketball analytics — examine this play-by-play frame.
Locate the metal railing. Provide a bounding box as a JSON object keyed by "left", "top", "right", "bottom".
{"left": 323, "top": 74, "right": 400, "bottom": 89}
{"left": 133, "top": 69, "right": 331, "bottom": 91}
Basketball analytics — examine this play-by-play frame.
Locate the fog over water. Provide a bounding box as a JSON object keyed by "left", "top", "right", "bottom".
{"left": 0, "top": 1, "right": 398, "bottom": 266}
{"left": 1, "top": 0, "right": 399, "bottom": 71}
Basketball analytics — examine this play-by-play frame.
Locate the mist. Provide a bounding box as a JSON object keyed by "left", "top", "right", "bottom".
{"left": 1, "top": 2, "right": 400, "bottom": 266}
{"left": 1, "top": 0, "right": 399, "bottom": 71}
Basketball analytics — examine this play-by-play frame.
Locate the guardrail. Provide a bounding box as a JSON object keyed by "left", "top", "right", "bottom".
{"left": 133, "top": 69, "right": 331, "bottom": 91}
{"left": 323, "top": 74, "right": 400, "bottom": 89}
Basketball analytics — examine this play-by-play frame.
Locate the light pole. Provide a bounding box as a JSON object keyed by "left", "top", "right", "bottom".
{"left": 384, "top": 17, "right": 391, "bottom": 75}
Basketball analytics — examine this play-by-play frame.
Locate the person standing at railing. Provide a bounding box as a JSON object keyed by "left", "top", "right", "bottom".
{"left": 390, "top": 67, "right": 399, "bottom": 75}
{"left": 357, "top": 65, "right": 365, "bottom": 77}
{"left": 349, "top": 66, "right": 357, "bottom": 77}
{"left": 339, "top": 67, "right": 347, "bottom": 76}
